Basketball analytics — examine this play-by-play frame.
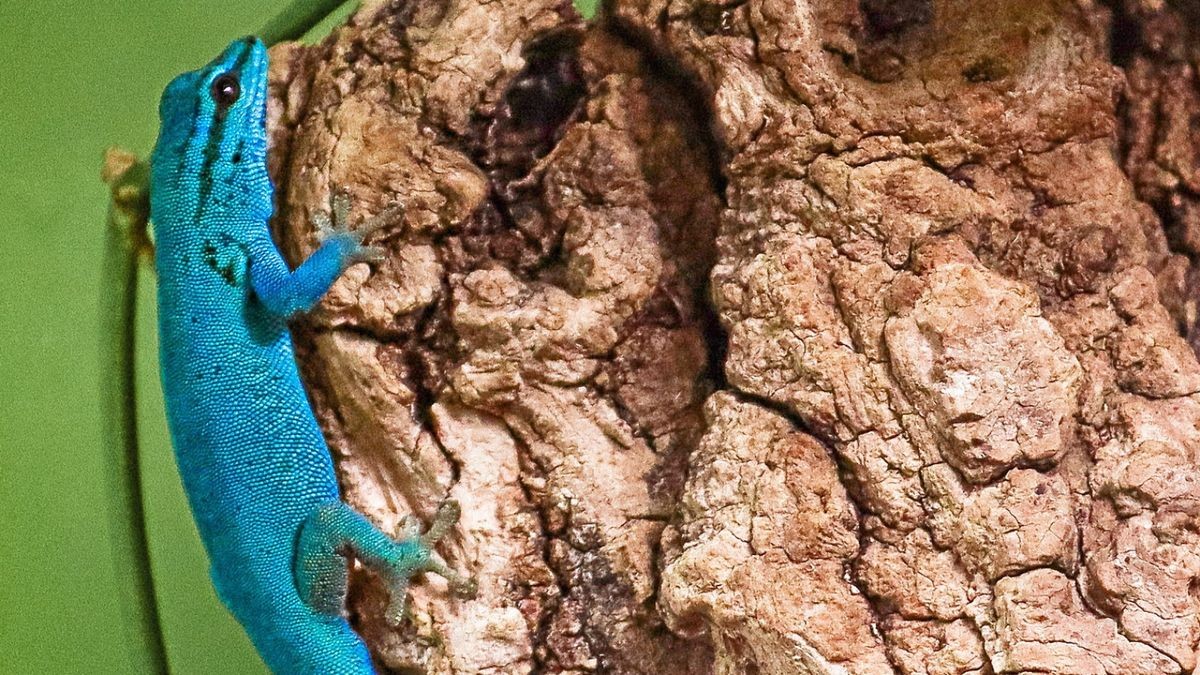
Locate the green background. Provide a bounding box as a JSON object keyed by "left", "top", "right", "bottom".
{"left": 0, "top": 1, "right": 597, "bottom": 673}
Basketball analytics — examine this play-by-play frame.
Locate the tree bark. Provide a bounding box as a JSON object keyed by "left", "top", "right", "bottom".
{"left": 264, "top": 0, "right": 1200, "bottom": 672}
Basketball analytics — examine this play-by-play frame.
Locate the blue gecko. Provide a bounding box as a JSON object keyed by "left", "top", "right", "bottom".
{"left": 149, "top": 36, "right": 474, "bottom": 674}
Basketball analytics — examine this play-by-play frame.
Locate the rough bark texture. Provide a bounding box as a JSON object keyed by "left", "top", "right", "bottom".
{"left": 263, "top": 0, "right": 1200, "bottom": 672}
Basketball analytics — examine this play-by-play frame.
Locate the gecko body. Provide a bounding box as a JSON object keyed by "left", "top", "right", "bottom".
{"left": 150, "top": 37, "right": 471, "bottom": 674}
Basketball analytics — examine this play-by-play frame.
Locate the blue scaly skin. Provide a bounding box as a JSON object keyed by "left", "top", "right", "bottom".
{"left": 150, "top": 37, "right": 474, "bottom": 674}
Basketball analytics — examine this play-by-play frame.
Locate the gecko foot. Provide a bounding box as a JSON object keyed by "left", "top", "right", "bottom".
{"left": 381, "top": 500, "right": 477, "bottom": 626}
{"left": 313, "top": 192, "right": 404, "bottom": 265}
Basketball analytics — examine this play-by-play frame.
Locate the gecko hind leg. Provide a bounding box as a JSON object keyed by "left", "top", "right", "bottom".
{"left": 294, "top": 500, "right": 476, "bottom": 625}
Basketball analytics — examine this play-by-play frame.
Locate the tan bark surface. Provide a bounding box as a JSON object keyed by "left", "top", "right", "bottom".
{"left": 264, "top": 0, "right": 1200, "bottom": 672}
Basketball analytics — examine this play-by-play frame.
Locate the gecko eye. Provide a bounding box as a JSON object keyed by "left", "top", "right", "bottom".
{"left": 210, "top": 73, "right": 241, "bottom": 109}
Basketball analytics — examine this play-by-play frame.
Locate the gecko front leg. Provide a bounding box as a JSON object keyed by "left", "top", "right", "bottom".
{"left": 248, "top": 193, "right": 401, "bottom": 318}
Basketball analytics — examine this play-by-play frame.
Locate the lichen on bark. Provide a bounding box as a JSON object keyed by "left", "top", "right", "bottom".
{"left": 263, "top": 0, "right": 1200, "bottom": 672}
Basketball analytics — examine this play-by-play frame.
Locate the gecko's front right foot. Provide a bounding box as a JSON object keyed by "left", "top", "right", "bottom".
{"left": 382, "top": 500, "right": 477, "bottom": 626}
{"left": 313, "top": 192, "right": 404, "bottom": 265}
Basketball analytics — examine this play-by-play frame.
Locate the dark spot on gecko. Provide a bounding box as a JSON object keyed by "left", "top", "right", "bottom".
{"left": 231, "top": 152, "right": 242, "bottom": 164}
{"left": 201, "top": 236, "right": 242, "bottom": 288}
{"left": 216, "top": 264, "right": 238, "bottom": 286}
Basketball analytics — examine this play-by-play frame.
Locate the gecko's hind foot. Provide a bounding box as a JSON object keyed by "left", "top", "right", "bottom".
{"left": 395, "top": 513, "right": 423, "bottom": 539}
{"left": 422, "top": 500, "right": 461, "bottom": 545}
{"left": 383, "top": 580, "right": 412, "bottom": 626}
{"left": 381, "top": 500, "right": 476, "bottom": 625}
{"left": 432, "top": 560, "right": 478, "bottom": 600}
{"left": 347, "top": 245, "right": 386, "bottom": 265}
{"left": 381, "top": 563, "right": 476, "bottom": 627}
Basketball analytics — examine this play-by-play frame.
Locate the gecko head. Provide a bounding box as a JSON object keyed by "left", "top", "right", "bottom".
{"left": 151, "top": 36, "right": 271, "bottom": 222}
